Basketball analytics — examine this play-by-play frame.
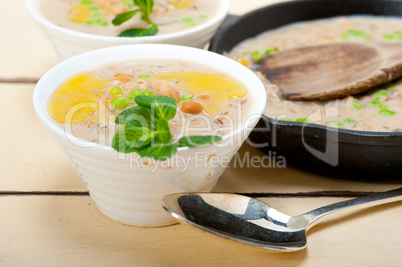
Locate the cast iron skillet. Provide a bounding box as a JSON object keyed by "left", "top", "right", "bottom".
{"left": 209, "top": 0, "right": 402, "bottom": 179}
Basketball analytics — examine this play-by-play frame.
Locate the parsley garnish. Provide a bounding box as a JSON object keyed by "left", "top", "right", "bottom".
{"left": 112, "top": 0, "right": 159, "bottom": 37}
{"left": 112, "top": 95, "right": 222, "bottom": 161}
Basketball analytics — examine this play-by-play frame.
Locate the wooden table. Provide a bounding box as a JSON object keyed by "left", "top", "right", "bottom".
{"left": 1, "top": 1, "right": 402, "bottom": 266}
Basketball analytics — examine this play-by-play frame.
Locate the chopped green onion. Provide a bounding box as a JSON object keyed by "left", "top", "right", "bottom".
{"left": 370, "top": 100, "right": 382, "bottom": 106}
{"left": 264, "top": 48, "right": 278, "bottom": 55}
{"left": 344, "top": 118, "right": 355, "bottom": 123}
{"left": 89, "top": 6, "right": 99, "bottom": 11}
{"left": 141, "top": 90, "right": 155, "bottom": 96}
{"left": 100, "top": 20, "right": 109, "bottom": 27}
{"left": 199, "top": 15, "right": 208, "bottom": 19}
{"left": 251, "top": 50, "right": 263, "bottom": 62}
{"left": 340, "top": 29, "right": 372, "bottom": 40}
{"left": 80, "top": 0, "right": 92, "bottom": 4}
{"left": 127, "top": 94, "right": 136, "bottom": 103}
{"left": 87, "top": 18, "right": 101, "bottom": 24}
{"left": 186, "top": 22, "right": 197, "bottom": 27}
{"left": 383, "top": 33, "right": 394, "bottom": 40}
{"left": 340, "top": 34, "right": 349, "bottom": 41}
{"left": 130, "top": 89, "right": 142, "bottom": 96}
{"left": 379, "top": 104, "right": 388, "bottom": 109}
{"left": 180, "top": 17, "right": 192, "bottom": 23}
{"left": 138, "top": 74, "right": 151, "bottom": 79}
{"left": 181, "top": 94, "right": 193, "bottom": 102}
{"left": 347, "top": 29, "right": 365, "bottom": 37}
{"left": 110, "top": 86, "right": 122, "bottom": 95}
{"left": 296, "top": 118, "right": 312, "bottom": 123}
{"left": 375, "top": 91, "right": 388, "bottom": 98}
{"left": 110, "top": 97, "right": 130, "bottom": 110}
{"left": 353, "top": 102, "right": 362, "bottom": 110}
{"left": 379, "top": 109, "right": 395, "bottom": 116}
{"left": 395, "top": 31, "right": 402, "bottom": 40}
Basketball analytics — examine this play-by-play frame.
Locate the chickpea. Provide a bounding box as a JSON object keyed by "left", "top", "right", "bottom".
{"left": 196, "top": 93, "right": 212, "bottom": 100}
{"left": 154, "top": 80, "right": 180, "bottom": 100}
{"left": 181, "top": 100, "right": 204, "bottom": 115}
{"left": 114, "top": 73, "right": 134, "bottom": 83}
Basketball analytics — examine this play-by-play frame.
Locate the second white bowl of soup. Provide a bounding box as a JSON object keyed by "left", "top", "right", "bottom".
{"left": 26, "top": 0, "right": 230, "bottom": 60}
{"left": 33, "top": 44, "right": 266, "bottom": 227}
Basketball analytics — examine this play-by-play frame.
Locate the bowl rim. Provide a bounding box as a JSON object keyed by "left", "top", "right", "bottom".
{"left": 33, "top": 44, "right": 267, "bottom": 153}
{"left": 209, "top": 0, "right": 402, "bottom": 138}
{"left": 25, "top": 0, "right": 231, "bottom": 42}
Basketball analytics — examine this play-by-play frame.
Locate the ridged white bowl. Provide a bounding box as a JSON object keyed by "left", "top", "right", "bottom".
{"left": 33, "top": 44, "right": 267, "bottom": 227}
{"left": 25, "top": 0, "right": 230, "bottom": 60}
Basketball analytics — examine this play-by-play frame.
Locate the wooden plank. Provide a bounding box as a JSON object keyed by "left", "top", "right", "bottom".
{"left": 1, "top": 195, "right": 402, "bottom": 266}
{"left": 0, "top": 0, "right": 59, "bottom": 80}
{"left": 0, "top": 84, "right": 85, "bottom": 192}
{"left": 2, "top": 83, "right": 402, "bottom": 193}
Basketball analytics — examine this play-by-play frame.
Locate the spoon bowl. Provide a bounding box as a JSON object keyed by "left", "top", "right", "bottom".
{"left": 162, "top": 188, "right": 402, "bottom": 252}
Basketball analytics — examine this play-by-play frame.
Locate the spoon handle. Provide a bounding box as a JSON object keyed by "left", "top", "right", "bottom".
{"left": 302, "top": 187, "right": 402, "bottom": 229}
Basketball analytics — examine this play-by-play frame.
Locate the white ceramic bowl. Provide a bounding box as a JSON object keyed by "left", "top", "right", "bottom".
{"left": 33, "top": 44, "right": 266, "bottom": 227}
{"left": 26, "top": 0, "right": 230, "bottom": 60}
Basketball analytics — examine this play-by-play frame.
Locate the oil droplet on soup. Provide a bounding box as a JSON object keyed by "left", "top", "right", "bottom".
{"left": 155, "top": 72, "right": 248, "bottom": 114}
{"left": 170, "top": 0, "right": 195, "bottom": 9}
{"left": 48, "top": 73, "right": 109, "bottom": 123}
{"left": 68, "top": 5, "right": 92, "bottom": 23}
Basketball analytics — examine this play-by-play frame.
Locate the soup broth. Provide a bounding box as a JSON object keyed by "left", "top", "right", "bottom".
{"left": 48, "top": 59, "right": 252, "bottom": 146}
{"left": 228, "top": 16, "right": 402, "bottom": 132}
{"left": 40, "top": 0, "right": 218, "bottom": 37}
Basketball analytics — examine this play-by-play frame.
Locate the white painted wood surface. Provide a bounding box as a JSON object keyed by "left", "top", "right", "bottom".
{"left": 1, "top": 1, "right": 402, "bottom": 266}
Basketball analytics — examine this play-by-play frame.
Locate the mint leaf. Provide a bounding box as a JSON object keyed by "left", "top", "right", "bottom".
{"left": 134, "top": 0, "right": 154, "bottom": 24}
{"left": 178, "top": 135, "right": 222, "bottom": 148}
{"left": 112, "top": 127, "right": 139, "bottom": 153}
{"left": 112, "top": 10, "right": 140, "bottom": 26}
{"left": 112, "top": 126, "right": 151, "bottom": 152}
{"left": 112, "top": 93, "right": 224, "bottom": 161}
{"left": 115, "top": 106, "right": 156, "bottom": 130}
{"left": 118, "top": 24, "right": 158, "bottom": 37}
{"left": 157, "top": 119, "right": 172, "bottom": 143}
{"left": 137, "top": 141, "right": 178, "bottom": 161}
{"left": 135, "top": 95, "right": 177, "bottom": 121}
{"left": 124, "top": 126, "right": 152, "bottom": 149}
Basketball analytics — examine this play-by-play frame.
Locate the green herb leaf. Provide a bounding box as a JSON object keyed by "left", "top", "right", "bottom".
{"left": 137, "top": 141, "right": 178, "bottom": 161}
{"left": 112, "top": 94, "right": 224, "bottom": 161}
{"left": 157, "top": 119, "right": 172, "bottom": 143}
{"left": 124, "top": 126, "right": 152, "bottom": 149}
{"left": 178, "top": 135, "right": 222, "bottom": 148}
{"left": 135, "top": 95, "right": 177, "bottom": 121}
{"left": 112, "top": 10, "right": 140, "bottom": 26}
{"left": 134, "top": 0, "right": 154, "bottom": 24}
{"left": 112, "top": 127, "right": 149, "bottom": 153}
{"left": 118, "top": 24, "right": 159, "bottom": 37}
{"left": 115, "top": 105, "right": 156, "bottom": 129}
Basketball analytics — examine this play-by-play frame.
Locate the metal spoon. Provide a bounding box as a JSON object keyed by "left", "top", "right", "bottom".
{"left": 162, "top": 188, "right": 402, "bottom": 252}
